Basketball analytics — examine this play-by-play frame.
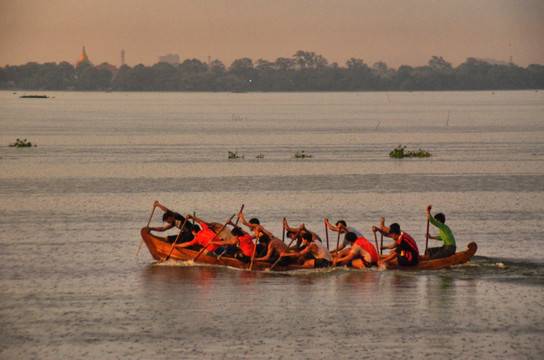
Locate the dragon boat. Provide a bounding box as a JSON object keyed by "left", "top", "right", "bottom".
{"left": 140, "top": 227, "right": 477, "bottom": 271}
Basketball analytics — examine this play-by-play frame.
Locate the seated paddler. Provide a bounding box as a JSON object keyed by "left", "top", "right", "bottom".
{"left": 176, "top": 214, "right": 225, "bottom": 256}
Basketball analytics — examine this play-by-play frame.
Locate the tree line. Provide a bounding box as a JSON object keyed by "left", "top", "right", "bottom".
{"left": 1, "top": 51, "right": 543, "bottom": 92}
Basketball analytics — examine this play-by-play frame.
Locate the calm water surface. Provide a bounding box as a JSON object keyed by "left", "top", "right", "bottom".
{"left": 1, "top": 90, "right": 543, "bottom": 359}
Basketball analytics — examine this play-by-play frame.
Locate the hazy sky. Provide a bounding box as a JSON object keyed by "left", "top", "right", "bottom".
{"left": 1, "top": 0, "right": 543, "bottom": 68}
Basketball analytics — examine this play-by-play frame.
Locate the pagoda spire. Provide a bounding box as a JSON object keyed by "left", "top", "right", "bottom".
{"left": 76, "top": 46, "right": 91, "bottom": 66}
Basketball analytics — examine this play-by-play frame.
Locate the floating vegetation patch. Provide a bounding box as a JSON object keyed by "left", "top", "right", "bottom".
{"left": 389, "top": 145, "right": 431, "bottom": 158}
{"left": 294, "top": 150, "right": 312, "bottom": 159}
{"left": 231, "top": 113, "right": 247, "bottom": 121}
{"left": 255, "top": 154, "right": 265, "bottom": 159}
{"left": 9, "top": 138, "right": 36, "bottom": 147}
{"left": 228, "top": 151, "right": 244, "bottom": 159}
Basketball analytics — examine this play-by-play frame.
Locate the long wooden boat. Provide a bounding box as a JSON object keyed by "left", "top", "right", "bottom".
{"left": 372, "top": 242, "right": 478, "bottom": 270}
{"left": 141, "top": 227, "right": 477, "bottom": 271}
{"left": 140, "top": 227, "right": 310, "bottom": 271}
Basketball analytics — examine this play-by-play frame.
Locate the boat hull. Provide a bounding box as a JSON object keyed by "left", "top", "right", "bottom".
{"left": 140, "top": 227, "right": 309, "bottom": 271}
{"left": 376, "top": 242, "right": 478, "bottom": 270}
{"left": 141, "top": 227, "right": 477, "bottom": 271}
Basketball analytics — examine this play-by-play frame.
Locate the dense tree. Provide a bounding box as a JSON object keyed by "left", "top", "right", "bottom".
{"left": 1, "top": 51, "right": 543, "bottom": 91}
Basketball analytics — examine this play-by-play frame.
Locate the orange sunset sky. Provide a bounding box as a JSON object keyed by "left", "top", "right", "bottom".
{"left": 1, "top": 0, "right": 543, "bottom": 68}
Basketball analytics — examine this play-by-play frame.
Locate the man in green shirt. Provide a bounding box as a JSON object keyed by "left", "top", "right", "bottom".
{"left": 424, "top": 205, "right": 457, "bottom": 260}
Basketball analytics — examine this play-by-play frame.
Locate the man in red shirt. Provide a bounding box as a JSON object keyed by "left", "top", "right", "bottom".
{"left": 177, "top": 214, "right": 223, "bottom": 255}
{"left": 207, "top": 219, "right": 258, "bottom": 262}
{"left": 332, "top": 232, "right": 379, "bottom": 268}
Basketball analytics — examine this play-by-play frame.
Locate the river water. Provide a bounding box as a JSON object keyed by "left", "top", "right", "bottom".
{"left": 0, "top": 90, "right": 543, "bottom": 359}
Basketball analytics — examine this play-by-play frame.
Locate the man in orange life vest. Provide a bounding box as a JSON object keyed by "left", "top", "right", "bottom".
{"left": 375, "top": 221, "right": 419, "bottom": 267}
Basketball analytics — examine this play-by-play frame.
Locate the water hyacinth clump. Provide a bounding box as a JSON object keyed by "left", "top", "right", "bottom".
{"left": 389, "top": 145, "right": 431, "bottom": 158}
{"left": 9, "top": 138, "right": 36, "bottom": 147}
{"left": 294, "top": 150, "right": 312, "bottom": 158}
{"left": 228, "top": 151, "right": 244, "bottom": 159}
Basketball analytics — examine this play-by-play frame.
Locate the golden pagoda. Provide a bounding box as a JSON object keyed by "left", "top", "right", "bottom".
{"left": 76, "top": 46, "right": 92, "bottom": 66}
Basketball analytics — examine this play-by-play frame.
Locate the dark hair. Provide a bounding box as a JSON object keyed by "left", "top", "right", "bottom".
{"left": 258, "top": 234, "right": 270, "bottom": 244}
{"left": 301, "top": 232, "right": 313, "bottom": 242}
{"left": 163, "top": 210, "right": 183, "bottom": 222}
{"left": 192, "top": 225, "right": 201, "bottom": 233}
{"left": 249, "top": 218, "right": 260, "bottom": 225}
{"left": 345, "top": 232, "right": 358, "bottom": 243}
{"left": 231, "top": 227, "right": 244, "bottom": 237}
{"left": 336, "top": 220, "right": 347, "bottom": 227}
{"left": 163, "top": 211, "right": 174, "bottom": 222}
{"left": 286, "top": 230, "right": 296, "bottom": 237}
{"left": 434, "top": 213, "right": 446, "bottom": 223}
{"left": 388, "top": 223, "right": 401, "bottom": 235}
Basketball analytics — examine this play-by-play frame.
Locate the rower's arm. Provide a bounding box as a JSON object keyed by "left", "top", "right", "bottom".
{"left": 324, "top": 218, "right": 340, "bottom": 232}
{"left": 254, "top": 243, "right": 272, "bottom": 261}
{"left": 283, "top": 218, "right": 303, "bottom": 233}
{"left": 379, "top": 252, "right": 397, "bottom": 265}
{"left": 150, "top": 223, "right": 174, "bottom": 232}
{"left": 334, "top": 251, "right": 355, "bottom": 266}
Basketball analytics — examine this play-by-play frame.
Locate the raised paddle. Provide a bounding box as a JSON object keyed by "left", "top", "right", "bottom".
{"left": 235, "top": 204, "right": 244, "bottom": 226}
{"left": 249, "top": 232, "right": 260, "bottom": 271}
{"left": 282, "top": 218, "right": 286, "bottom": 243}
{"left": 425, "top": 217, "right": 430, "bottom": 254}
{"left": 325, "top": 222, "right": 329, "bottom": 250}
{"left": 334, "top": 230, "right": 341, "bottom": 263}
{"left": 193, "top": 215, "right": 235, "bottom": 262}
{"left": 163, "top": 216, "right": 189, "bottom": 261}
{"left": 373, "top": 230, "right": 379, "bottom": 256}
{"left": 137, "top": 203, "right": 157, "bottom": 256}
{"left": 270, "top": 228, "right": 301, "bottom": 271}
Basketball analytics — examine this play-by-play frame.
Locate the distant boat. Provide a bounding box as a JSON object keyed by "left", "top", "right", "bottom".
{"left": 20, "top": 95, "right": 49, "bottom": 98}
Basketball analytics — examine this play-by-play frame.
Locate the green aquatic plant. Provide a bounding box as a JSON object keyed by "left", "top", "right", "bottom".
{"left": 256, "top": 154, "right": 265, "bottom": 159}
{"left": 389, "top": 145, "right": 431, "bottom": 158}
{"left": 294, "top": 150, "right": 312, "bottom": 159}
{"left": 228, "top": 151, "right": 244, "bottom": 159}
{"left": 9, "top": 138, "right": 36, "bottom": 147}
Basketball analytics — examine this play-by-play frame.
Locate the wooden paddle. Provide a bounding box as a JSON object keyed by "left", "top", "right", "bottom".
{"left": 249, "top": 232, "right": 260, "bottom": 271}
{"left": 235, "top": 204, "right": 244, "bottom": 226}
{"left": 334, "top": 230, "right": 341, "bottom": 263}
{"left": 325, "top": 222, "right": 329, "bottom": 250}
{"left": 373, "top": 230, "right": 379, "bottom": 256}
{"left": 193, "top": 215, "right": 235, "bottom": 262}
{"left": 270, "top": 228, "right": 301, "bottom": 271}
{"left": 163, "top": 217, "right": 189, "bottom": 261}
{"left": 282, "top": 218, "right": 286, "bottom": 243}
{"left": 380, "top": 233, "right": 384, "bottom": 255}
{"left": 425, "top": 217, "right": 430, "bottom": 254}
{"left": 137, "top": 203, "right": 157, "bottom": 256}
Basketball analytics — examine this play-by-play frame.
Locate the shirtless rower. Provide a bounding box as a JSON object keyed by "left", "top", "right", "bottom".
{"left": 280, "top": 232, "right": 332, "bottom": 268}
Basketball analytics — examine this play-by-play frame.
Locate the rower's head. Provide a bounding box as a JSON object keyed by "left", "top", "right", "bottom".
{"left": 388, "top": 223, "right": 401, "bottom": 240}
{"left": 258, "top": 234, "right": 270, "bottom": 244}
{"left": 301, "top": 232, "right": 313, "bottom": 245}
{"left": 336, "top": 220, "right": 347, "bottom": 228}
{"left": 231, "top": 227, "right": 244, "bottom": 237}
{"left": 286, "top": 231, "right": 296, "bottom": 239}
{"left": 191, "top": 224, "right": 201, "bottom": 235}
{"left": 163, "top": 211, "right": 175, "bottom": 223}
{"left": 249, "top": 218, "right": 260, "bottom": 225}
{"left": 345, "top": 231, "right": 357, "bottom": 244}
{"left": 434, "top": 213, "right": 446, "bottom": 223}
